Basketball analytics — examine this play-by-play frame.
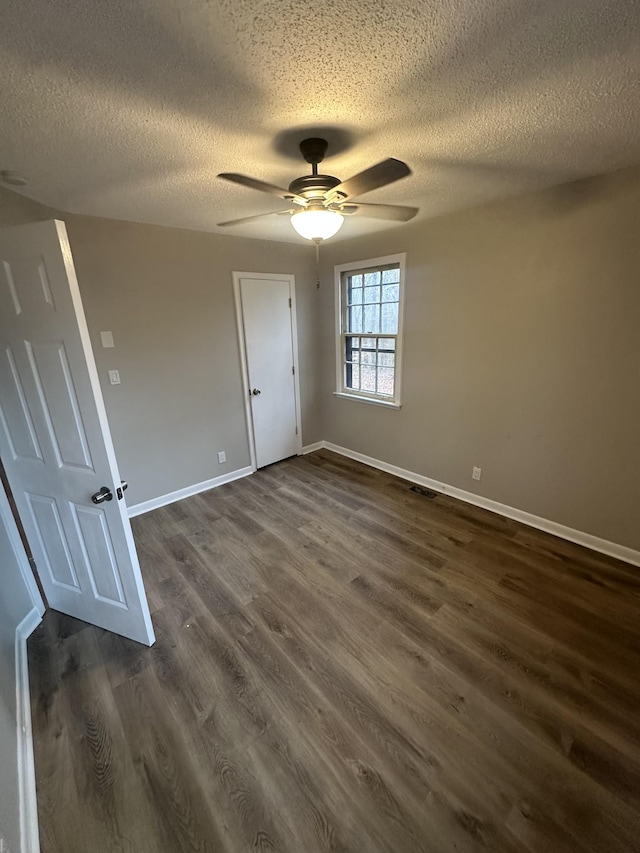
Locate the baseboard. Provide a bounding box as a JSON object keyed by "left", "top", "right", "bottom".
{"left": 320, "top": 442, "right": 640, "bottom": 568}
{"left": 127, "top": 466, "right": 254, "bottom": 517}
{"left": 15, "top": 608, "right": 42, "bottom": 853}
{"left": 301, "top": 441, "right": 325, "bottom": 455}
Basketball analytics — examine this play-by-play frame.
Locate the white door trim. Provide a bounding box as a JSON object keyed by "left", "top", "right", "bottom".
{"left": 16, "top": 606, "right": 43, "bottom": 853}
{"left": 0, "top": 476, "right": 44, "bottom": 617}
{"left": 232, "top": 272, "right": 303, "bottom": 471}
{"left": 0, "top": 476, "right": 43, "bottom": 853}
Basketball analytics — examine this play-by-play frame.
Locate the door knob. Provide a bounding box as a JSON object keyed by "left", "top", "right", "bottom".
{"left": 251, "top": 388, "right": 261, "bottom": 396}
{"left": 91, "top": 486, "right": 113, "bottom": 504}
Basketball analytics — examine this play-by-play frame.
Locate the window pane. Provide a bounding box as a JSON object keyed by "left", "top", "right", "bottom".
{"left": 348, "top": 305, "right": 363, "bottom": 333}
{"left": 364, "top": 286, "right": 380, "bottom": 304}
{"left": 364, "top": 271, "right": 381, "bottom": 287}
{"left": 382, "top": 268, "right": 400, "bottom": 284}
{"left": 349, "top": 287, "right": 363, "bottom": 306}
{"left": 361, "top": 337, "right": 375, "bottom": 349}
{"left": 345, "top": 336, "right": 359, "bottom": 361}
{"left": 361, "top": 350, "right": 376, "bottom": 365}
{"left": 377, "top": 367, "right": 395, "bottom": 396}
{"left": 379, "top": 337, "right": 395, "bottom": 351}
{"left": 349, "top": 274, "right": 363, "bottom": 289}
{"left": 378, "top": 350, "right": 395, "bottom": 367}
{"left": 346, "top": 364, "right": 360, "bottom": 390}
{"left": 360, "top": 364, "right": 376, "bottom": 392}
{"left": 364, "top": 304, "right": 380, "bottom": 333}
{"left": 382, "top": 283, "right": 399, "bottom": 302}
{"left": 381, "top": 302, "right": 398, "bottom": 334}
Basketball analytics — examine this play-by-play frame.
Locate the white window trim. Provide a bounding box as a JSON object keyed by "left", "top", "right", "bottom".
{"left": 334, "top": 252, "right": 406, "bottom": 407}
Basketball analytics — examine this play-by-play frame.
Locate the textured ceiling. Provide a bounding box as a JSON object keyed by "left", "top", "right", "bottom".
{"left": 2, "top": 0, "right": 640, "bottom": 243}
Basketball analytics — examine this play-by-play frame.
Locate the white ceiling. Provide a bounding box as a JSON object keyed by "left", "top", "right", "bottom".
{"left": 2, "top": 0, "right": 640, "bottom": 243}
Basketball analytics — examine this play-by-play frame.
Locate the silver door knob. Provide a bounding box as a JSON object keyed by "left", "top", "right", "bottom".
{"left": 251, "top": 388, "right": 261, "bottom": 396}
{"left": 91, "top": 486, "right": 113, "bottom": 504}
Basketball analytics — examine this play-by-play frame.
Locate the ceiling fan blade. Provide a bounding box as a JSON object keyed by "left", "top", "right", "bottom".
{"left": 340, "top": 202, "right": 418, "bottom": 222}
{"left": 217, "top": 209, "right": 293, "bottom": 227}
{"left": 328, "top": 158, "right": 411, "bottom": 201}
{"left": 218, "top": 173, "right": 306, "bottom": 205}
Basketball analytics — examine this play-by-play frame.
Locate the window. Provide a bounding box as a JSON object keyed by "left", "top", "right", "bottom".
{"left": 335, "top": 253, "right": 405, "bottom": 407}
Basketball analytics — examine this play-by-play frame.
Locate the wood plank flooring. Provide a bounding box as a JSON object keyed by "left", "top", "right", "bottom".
{"left": 28, "top": 450, "right": 640, "bottom": 852}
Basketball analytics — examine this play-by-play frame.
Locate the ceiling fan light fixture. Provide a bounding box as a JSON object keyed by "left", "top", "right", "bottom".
{"left": 290, "top": 208, "right": 344, "bottom": 241}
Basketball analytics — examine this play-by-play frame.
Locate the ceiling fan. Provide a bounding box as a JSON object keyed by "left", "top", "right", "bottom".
{"left": 217, "top": 138, "right": 418, "bottom": 245}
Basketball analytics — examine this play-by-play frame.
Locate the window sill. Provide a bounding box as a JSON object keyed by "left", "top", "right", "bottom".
{"left": 333, "top": 392, "right": 402, "bottom": 410}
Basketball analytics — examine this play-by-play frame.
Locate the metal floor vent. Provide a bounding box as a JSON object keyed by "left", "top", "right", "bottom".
{"left": 410, "top": 484, "right": 438, "bottom": 498}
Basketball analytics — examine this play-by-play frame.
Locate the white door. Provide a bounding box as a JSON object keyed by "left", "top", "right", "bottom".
{"left": 235, "top": 273, "right": 301, "bottom": 469}
{"left": 0, "top": 220, "right": 154, "bottom": 645}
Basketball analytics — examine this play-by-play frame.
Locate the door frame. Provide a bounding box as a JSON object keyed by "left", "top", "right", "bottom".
{"left": 0, "top": 474, "right": 44, "bottom": 617}
{"left": 232, "top": 272, "right": 303, "bottom": 471}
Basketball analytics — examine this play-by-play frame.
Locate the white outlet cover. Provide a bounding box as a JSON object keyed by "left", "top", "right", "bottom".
{"left": 472, "top": 467, "right": 482, "bottom": 481}
{"left": 218, "top": 451, "right": 226, "bottom": 463}
{"left": 108, "top": 369, "right": 121, "bottom": 385}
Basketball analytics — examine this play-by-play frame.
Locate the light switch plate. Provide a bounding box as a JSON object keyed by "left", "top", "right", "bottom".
{"left": 108, "top": 370, "right": 121, "bottom": 385}
{"left": 100, "top": 331, "right": 115, "bottom": 348}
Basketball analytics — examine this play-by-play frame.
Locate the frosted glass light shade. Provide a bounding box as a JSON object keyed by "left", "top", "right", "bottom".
{"left": 290, "top": 208, "right": 344, "bottom": 241}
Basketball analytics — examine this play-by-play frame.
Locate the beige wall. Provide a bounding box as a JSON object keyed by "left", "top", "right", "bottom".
{"left": 63, "top": 215, "right": 318, "bottom": 505}
{"left": 319, "top": 166, "right": 640, "bottom": 552}
{"left": 0, "top": 185, "right": 59, "bottom": 226}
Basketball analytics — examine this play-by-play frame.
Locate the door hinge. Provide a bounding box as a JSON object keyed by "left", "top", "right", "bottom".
{"left": 288, "top": 297, "right": 292, "bottom": 308}
{"left": 292, "top": 365, "right": 295, "bottom": 375}
{"left": 295, "top": 426, "right": 298, "bottom": 435}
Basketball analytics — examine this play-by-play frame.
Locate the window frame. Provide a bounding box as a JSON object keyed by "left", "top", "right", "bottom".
{"left": 334, "top": 253, "right": 406, "bottom": 408}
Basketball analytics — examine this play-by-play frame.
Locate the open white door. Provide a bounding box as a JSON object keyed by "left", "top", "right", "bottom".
{"left": 0, "top": 220, "right": 154, "bottom": 645}
{"left": 235, "top": 273, "right": 301, "bottom": 469}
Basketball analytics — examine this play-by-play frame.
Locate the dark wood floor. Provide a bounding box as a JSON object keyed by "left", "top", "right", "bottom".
{"left": 28, "top": 450, "right": 640, "bottom": 852}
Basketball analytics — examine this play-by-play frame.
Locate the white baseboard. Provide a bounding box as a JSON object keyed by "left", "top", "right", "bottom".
{"left": 127, "top": 466, "right": 254, "bottom": 517}
{"left": 318, "top": 442, "right": 640, "bottom": 568}
{"left": 15, "top": 607, "right": 42, "bottom": 853}
{"left": 302, "top": 441, "right": 325, "bottom": 455}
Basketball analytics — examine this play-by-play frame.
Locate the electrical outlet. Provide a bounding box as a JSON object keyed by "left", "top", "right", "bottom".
{"left": 108, "top": 369, "right": 121, "bottom": 385}
{"left": 217, "top": 451, "right": 226, "bottom": 464}
{"left": 472, "top": 467, "right": 482, "bottom": 481}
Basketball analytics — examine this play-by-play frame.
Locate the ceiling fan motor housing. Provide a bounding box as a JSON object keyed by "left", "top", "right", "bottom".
{"left": 288, "top": 173, "right": 342, "bottom": 200}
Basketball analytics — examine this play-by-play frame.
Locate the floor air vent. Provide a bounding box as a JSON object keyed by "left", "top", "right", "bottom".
{"left": 410, "top": 484, "right": 438, "bottom": 498}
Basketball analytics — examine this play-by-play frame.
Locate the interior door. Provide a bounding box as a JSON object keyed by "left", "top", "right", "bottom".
{"left": 0, "top": 220, "right": 154, "bottom": 645}
{"left": 237, "top": 274, "right": 300, "bottom": 468}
